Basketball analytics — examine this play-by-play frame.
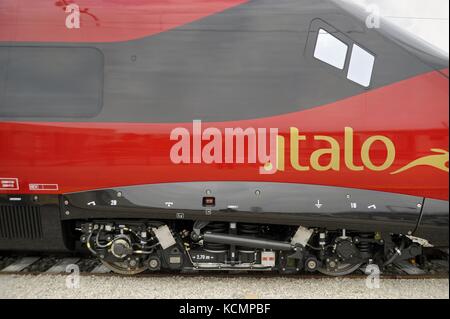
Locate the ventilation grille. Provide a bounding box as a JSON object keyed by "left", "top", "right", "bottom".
{"left": 0, "top": 205, "right": 43, "bottom": 239}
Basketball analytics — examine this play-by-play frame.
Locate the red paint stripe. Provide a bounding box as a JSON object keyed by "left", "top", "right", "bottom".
{"left": 0, "top": 0, "right": 248, "bottom": 43}
{"left": 0, "top": 70, "right": 448, "bottom": 200}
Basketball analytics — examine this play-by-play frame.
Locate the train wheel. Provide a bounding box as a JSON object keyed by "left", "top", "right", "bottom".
{"left": 317, "top": 262, "right": 363, "bottom": 276}
{"left": 100, "top": 259, "right": 148, "bottom": 275}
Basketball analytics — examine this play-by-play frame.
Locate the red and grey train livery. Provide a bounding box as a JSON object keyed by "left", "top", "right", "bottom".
{"left": 0, "top": 0, "right": 448, "bottom": 275}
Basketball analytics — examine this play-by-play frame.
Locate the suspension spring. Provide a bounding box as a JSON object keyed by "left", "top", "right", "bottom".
{"left": 358, "top": 233, "right": 373, "bottom": 257}
{"left": 237, "top": 223, "right": 259, "bottom": 236}
{"left": 203, "top": 222, "right": 229, "bottom": 252}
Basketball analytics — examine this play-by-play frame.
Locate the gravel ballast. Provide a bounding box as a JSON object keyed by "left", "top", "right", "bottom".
{"left": 0, "top": 274, "right": 448, "bottom": 299}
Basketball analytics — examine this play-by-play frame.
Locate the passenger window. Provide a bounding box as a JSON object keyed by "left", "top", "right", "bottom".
{"left": 0, "top": 46, "right": 103, "bottom": 118}
{"left": 347, "top": 44, "right": 375, "bottom": 87}
{"left": 313, "top": 29, "right": 348, "bottom": 70}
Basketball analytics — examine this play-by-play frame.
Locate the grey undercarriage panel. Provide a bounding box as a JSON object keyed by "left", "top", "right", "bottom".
{"left": 63, "top": 182, "right": 424, "bottom": 235}
{"left": 415, "top": 198, "right": 449, "bottom": 246}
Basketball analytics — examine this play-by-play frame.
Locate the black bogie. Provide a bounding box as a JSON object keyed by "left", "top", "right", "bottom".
{"left": 75, "top": 219, "right": 419, "bottom": 276}
{"left": 0, "top": 193, "right": 439, "bottom": 276}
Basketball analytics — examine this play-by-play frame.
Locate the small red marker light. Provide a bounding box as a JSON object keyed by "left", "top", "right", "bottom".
{"left": 202, "top": 197, "right": 215, "bottom": 207}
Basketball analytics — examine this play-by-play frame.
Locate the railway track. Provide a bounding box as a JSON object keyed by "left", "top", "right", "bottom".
{"left": 0, "top": 254, "right": 447, "bottom": 279}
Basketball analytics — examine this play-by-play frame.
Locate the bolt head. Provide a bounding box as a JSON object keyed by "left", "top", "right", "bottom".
{"left": 307, "top": 260, "right": 317, "bottom": 269}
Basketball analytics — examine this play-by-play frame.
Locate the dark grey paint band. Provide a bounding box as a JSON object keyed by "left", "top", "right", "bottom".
{"left": 0, "top": 0, "right": 447, "bottom": 122}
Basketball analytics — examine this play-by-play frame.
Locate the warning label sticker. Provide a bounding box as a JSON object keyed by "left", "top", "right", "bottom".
{"left": 29, "top": 183, "right": 59, "bottom": 191}
{"left": 0, "top": 178, "right": 19, "bottom": 190}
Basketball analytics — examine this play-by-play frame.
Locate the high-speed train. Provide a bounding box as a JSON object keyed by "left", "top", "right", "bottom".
{"left": 0, "top": 0, "right": 448, "bottom": 275}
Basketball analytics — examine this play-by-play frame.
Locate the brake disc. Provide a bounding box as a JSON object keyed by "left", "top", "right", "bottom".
{"left": 100, "top": 259, "right": 148, "bottom": 275}
{"left": 317, "top": 262, "right": 363, "bottom": 276}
